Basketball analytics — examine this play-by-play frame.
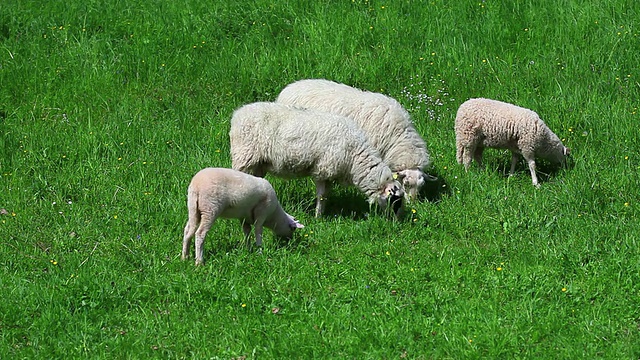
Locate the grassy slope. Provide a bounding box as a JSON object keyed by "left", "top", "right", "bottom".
{"left": 1, "top": 0, "right": 639, "bottom": 358}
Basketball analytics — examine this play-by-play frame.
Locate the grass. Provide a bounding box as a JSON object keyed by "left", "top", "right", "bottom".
{"left": 1, "top": 0, "right": 639, "bottom": 358}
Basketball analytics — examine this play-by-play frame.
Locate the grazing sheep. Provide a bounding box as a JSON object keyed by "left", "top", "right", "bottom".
{"left": 455, "top": 98, "right": 570, "bottom": 186}
{"left": 182, "top": 167, "right": 304, "bottom": 265}
{"left": 229, "top": 102, "right": 404, "bottom": 218}
{"left": 276, "top": 79, "right": 433, "bottom": 201}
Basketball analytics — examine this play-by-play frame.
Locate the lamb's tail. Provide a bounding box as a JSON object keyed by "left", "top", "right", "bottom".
{"left": 183, "top": 187, "right": 200, "bottom": 239}
{"left": 456, "top": 146, "right": 464, "bottom": 164}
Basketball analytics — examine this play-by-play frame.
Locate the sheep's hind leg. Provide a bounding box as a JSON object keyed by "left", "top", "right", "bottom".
{"left": 509, "top": 153, "right": 520, "bottom": 176}
{"left": 473, "top": 146, "right": 485, "bottom": 169}
{"left": 241, "top": 220, "right": 252, "bottom": 247}
{"left": 314, "top": 180, "right": 329, "bottom": 218}
{"left": 194, "top": 213, "right": 216, "bottom": 266}
{"left": 182, "top": 220, "right": 197, "bottom": 261}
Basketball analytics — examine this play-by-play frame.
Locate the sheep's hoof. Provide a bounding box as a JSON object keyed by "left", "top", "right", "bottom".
{"left": 195, "top": 259, "right": 204, "bottom": 266}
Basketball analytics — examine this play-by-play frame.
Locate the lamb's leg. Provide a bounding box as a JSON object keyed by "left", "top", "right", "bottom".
{"left": 194, "top": 213, "right": 216, "bottom": 266}
{"left": 241, "top": 220, "right": 252, "bottom": 247}
{"left": 314, "top": 180, "right": 329, "bottom": 218}
{"left": 473, "top": 146, "right": 485, "bottom": 169}
{"left": 182, "top": 220, "right": 197, "bottom": 260}
{"left": 509, "top": 153, "right": 520, "bottom": 176}
{"left": 525, "top": 157, "right": 539, "bottom": 187}
{"left": 182, "top": 197, "right": 201, "bottom": 260}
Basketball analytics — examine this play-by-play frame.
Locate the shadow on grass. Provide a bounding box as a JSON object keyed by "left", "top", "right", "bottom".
{"left": 418, "top": 169, "right": 451, "bottom": 203}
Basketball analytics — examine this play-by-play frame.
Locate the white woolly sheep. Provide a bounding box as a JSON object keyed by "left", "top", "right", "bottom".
{"left": 182, "top": 167, "right": 304, "bottom": 265}
{"left": 229, "top": 102, "right": 404, "bottom": 218}
{"left": 276, "top": 79, "right": 433, "bottom": 201}
{"left": 455, "top": 98, "right": 570, "bottom": 187}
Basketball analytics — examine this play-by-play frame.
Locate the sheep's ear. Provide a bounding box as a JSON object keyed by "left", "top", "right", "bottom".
{"left": 564, "top": 147, "right": 571, "bottom": 156}
{"left": 394, "top": 171, "right": 407, "bottom": 181}
{"left": 287, "top": 214, "right": 304, "bottom": 229}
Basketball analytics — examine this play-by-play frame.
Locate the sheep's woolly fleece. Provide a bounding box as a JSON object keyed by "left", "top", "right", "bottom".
{"left": 229, "top": 102, "right": 403, "bottom": 216}
{"left": 455, "top": 98, "right": 569, "bottom": 186}
{"left": 182, "top": 167, "right": 303, "bottom": 265}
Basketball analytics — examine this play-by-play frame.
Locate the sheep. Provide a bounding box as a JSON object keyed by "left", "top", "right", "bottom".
{"left": 229, "top": 102, "right": 404, "bottom": 218}
{"left": 276, "top": 79, "right": 433, "bottom": 202}
{"left": 455, "top": 98, "right": 570, "bottom": 187}
{"left": 181, "top": 167, "right": 304, "bottom": 265}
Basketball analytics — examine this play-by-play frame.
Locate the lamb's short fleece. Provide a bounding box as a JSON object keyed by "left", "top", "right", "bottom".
{"left": 182, "top": 167, "right": 303, "bottom": 265}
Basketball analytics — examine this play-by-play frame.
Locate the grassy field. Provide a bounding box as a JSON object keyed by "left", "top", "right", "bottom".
{"left": 1, "top": 0, "right": 639, "bottom": 358}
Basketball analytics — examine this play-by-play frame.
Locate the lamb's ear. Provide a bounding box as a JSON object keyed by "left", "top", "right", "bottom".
{"left": 287, "top": 214, "right": 305, "bottom": 229}
{"left": 394, "top": 171, "right": 406, "bottom": 181}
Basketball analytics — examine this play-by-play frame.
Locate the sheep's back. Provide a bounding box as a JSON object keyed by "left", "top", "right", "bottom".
{"left": 231, "top": 102, "right": 370, "bottom": 181}
{"left": 456, "top": 98, "right": 546, "bottom": 149}
{"left": 277, "top": 79, "right": 427, "bottom": 168}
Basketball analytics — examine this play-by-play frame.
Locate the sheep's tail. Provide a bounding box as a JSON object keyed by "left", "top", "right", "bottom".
{"left": 456, "top": 145, "right": 464, "bottom": 164}
{"left": 184, "top": 186, "right": 200, "bottom": 238}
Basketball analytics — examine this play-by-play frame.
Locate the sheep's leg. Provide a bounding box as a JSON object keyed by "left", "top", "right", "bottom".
{"left": 525, "top": 157, "right": 539, "bottom": 187}
{"left": 509, "top": 153, "right": 520, "bottom": 176}
{"left": 182, "top": 220, "right": 197, "bottom": 261}
{"left": 182, "top": 197, "right": 201, "bottom": 261}
{"left": 253, "top": 221, "right": 264, "bottom": 248}
{"left": 194, "top": 213, "right": 216, "bottom": 266}
{"left": 473, "top": 147, "right": 484, "bottom": 169}
{"left": 241, "top": 220, "right": 252, "bottom": 247}
{"left": 461, "top": 142, "right": 477, "bottom": 171}
{"left": 314, "top": 180, "right": 329, "bottom": 218}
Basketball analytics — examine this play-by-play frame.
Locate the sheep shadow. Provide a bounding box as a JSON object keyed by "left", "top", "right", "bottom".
{"left": 418, "top": 170, "right": 451, "bottom": 203}
{"left": 496, "top": 156, "right": 573, "bottom": 185}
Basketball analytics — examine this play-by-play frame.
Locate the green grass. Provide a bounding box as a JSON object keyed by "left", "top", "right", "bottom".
{"left": 1, "top": 0, "right": 639, "bottom": 358}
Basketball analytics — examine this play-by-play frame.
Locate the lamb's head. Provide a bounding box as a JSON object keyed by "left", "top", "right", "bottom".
{"left": 272, "top": 213, "right": 305, "bottom": 239}
{"left": 539, "top": 131, "right": 571, "bottom": 165}
{"left": 369, "top": 178, "right": 404, "bottom": 216}
{"left": 395, "top": 169, "right": 434, "bottom": 202}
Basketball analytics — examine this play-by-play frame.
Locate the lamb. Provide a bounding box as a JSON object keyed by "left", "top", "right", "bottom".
{"left": 229, "top": 102, "right": 404, "bottom": 218}
{"left": 181, "top": 167, "right": 304, "bottom": 265}
{"left": 276, "top": 79, "right": 433, "bottom": 201}
{"left": 455, "top": 98, "right": 570, "bottom": 187}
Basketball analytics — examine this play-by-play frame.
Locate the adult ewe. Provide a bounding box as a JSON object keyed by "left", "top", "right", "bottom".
{"left": 455, "top": 98, "right": 570, "bottom": 186}
{"left": 229, "top": 102, "right": 404, "bottom": 217}
{"left": 182, "top": 167, "right": 304, "bottom": 265}
{"left": 276, "top": 79, "right": 432, "bottom": 201}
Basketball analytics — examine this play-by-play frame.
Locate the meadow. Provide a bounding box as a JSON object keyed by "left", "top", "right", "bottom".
{"left": 1, "top": 0, "right": 639, "bottom": 358}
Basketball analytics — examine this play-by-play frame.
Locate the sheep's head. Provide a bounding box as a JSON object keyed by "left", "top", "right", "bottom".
{"left": 395, "top": 169, "right": 433, "bottom": 202}
{"left": 374, "top": 180, "right": 404, "bottom": 216}
{"left": 539, "top": 131, "right": 571, "bottom": 165}
{"left": 273, "top": 213, "right": 304, "bottom": 239}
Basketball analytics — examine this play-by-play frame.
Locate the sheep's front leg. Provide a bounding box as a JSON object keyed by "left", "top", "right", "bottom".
{"left": 526, "top": 158, "right": 539, "bottom": 187}
{"left": 314, "top": 180, "right": 329, "bottom": 218}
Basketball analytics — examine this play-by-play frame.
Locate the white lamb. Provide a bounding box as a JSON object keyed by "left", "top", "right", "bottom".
{"left": 229, "top": 102, "right": 404, "bottom": 218}
{"left": 276, "top": 79, "right": 433, "bottom": 201}
{"left": 455, "top": 98, "right": 570, "bottom": 187}
{"left": 182, "top": 167, "right": 304, "bottom": 265}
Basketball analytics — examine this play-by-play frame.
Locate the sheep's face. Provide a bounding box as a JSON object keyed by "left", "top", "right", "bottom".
{"left": 375, "top": 180, "right": 404, "bottom": 215}
{"left": 395, "top": 169, "right": 426, "bottom": 202}
{"left": 542, "top": 140, "right": 570, "bottom": 165}
{"left": 273, "top": 213, "right": 304, "bottom": 239}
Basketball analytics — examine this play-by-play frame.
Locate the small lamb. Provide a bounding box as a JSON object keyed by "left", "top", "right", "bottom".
{"left": 455, "top": 98, "right": 570, "bottom": 186}
{"left": 276, "top": 79, "right": 433, "bottom": 201}
{"left": 182, "top": 167, "right": 304, "bottom": 265}
{"left": 229, "top": 102, "right": 404, "bottom": 218}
